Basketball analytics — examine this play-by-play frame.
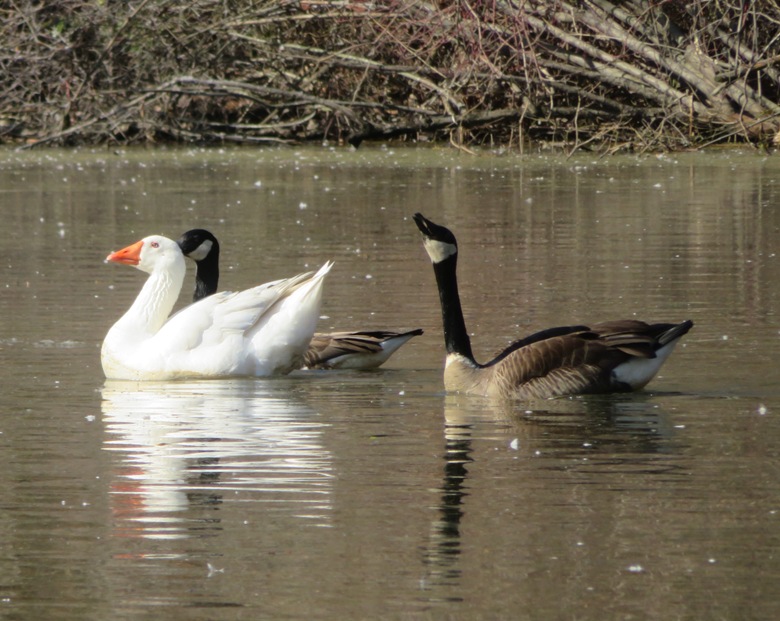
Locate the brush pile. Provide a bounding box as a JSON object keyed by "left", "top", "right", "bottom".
{"left": 3, "top": 0, "right": 779, "bottom": 152}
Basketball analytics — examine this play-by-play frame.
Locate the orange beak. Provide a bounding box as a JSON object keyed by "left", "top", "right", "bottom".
{"left": 106, "top": 240, "right": 144, "bottom": 265}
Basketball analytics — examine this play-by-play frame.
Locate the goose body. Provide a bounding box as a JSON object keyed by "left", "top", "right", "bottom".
{"left": 413, "top": 213, "right": 693, "bottom": 400}
{"left": 176, "top": 229, "right": 422, "bottom": 370}
{"left": 101, "top": 235, "right": 332, "bottom": 380}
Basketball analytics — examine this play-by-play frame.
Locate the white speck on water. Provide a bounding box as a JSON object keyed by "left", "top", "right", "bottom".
{"left": 722, "top": 335, "right": 729, "bottom": 340}
{"left": 708, "top": 558, "right": 717, "bottom": 564}
{"left": 758, "top": 404, "right": 768, "bottom": 415}
{"left": 299, "top": 202, "right": 308, "bottom": 210}
{"left": 85, "top": 415, "right": 95, "bottom": 422}
{"left": 398, "top": 390, "right": 405, "bottom": 396}
{"left": 365, "top": 274, "right": 373, "bottom": 279}
{"left": 207, "top": 563, "right": 225, "bottom": 577}
{"left": 509, "top": 438, "right": 519, "bottom": 450}
{"left": 253, "top": 180, "right": 262, "bottom": 187}
{"left": 626, "top": 564, "right": 645, "bottom": 573}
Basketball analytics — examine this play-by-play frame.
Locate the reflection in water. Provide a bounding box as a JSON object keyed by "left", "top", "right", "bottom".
{"left": 101, "top": 380, "right": 333, "bottom": 541}
{"left": 421, "top": 393, "right": 688, "bottom": 592}
{"left": 421, "top": 419, "right": 472, "bottom": 593}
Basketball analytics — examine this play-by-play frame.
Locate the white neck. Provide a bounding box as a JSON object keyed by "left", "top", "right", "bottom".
{"left": 117, "top": 254, "right": 186, "bottom": 335}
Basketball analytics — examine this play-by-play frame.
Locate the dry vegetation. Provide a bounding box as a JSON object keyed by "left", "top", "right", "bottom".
{"left": 2, "top": 0, "right": 779, "bottom": 152}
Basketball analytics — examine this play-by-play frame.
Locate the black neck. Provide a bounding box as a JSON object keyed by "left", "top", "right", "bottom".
{"left": 193, "top": 254, "right": 219, "bottom": 302}
{"left": 432, "top": 254, "right": 475, "bottom": 362}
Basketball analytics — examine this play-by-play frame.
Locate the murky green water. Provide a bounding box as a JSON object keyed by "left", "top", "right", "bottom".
{"left": 0, "top": 146, "right": 779, "bottom": 620}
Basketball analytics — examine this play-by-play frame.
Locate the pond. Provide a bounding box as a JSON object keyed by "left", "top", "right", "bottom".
{"left": 0, "top": 145, "right": 779, "bottom": 620}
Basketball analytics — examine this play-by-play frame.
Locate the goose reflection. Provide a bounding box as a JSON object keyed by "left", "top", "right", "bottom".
{"left": 421, "top": 413, "right": 473, "bottom": 592}
{"left": 421, "top": 393, "right": 685, "bottom": 590}
{"left": 101, "top": 380, "right": 334, "bottom": 540}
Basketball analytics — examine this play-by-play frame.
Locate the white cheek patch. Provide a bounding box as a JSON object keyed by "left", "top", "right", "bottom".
{"left": 423, "top": 238, "right": 457, "bottom": 264}
{"left": 188, "top": 239, "right": 213, "bottom": 261}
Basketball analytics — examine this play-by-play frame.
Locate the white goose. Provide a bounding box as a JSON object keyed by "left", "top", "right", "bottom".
{"left": 101, "top": 235, "right": 332, "bottom": 380}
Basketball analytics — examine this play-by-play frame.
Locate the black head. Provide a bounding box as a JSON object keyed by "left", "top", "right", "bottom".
{"left": 413, "top": 213, "right": 459, "bottom": 265}
{"left": 413, "top": 213, "right": 458, "bottom": 246}
{"left": 177, "top": 229, "right": 219, "bottom": 263}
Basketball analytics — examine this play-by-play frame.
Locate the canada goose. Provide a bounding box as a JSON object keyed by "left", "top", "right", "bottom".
{"left": 176, "top": 229, "right": 423, "bottom": 370}
{"left": 102, "top": 235, "right": 331, "bottom": 380}
{"left": 413, "top": 213, "right": 693, "bottom": 400}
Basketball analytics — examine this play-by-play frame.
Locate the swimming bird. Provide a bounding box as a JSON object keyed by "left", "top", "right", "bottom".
{"left": 176, "top": 229, "right": 422, "bottom": 370}
{"left": 102, "top": 234, "right": 332, "bottom": 380}
{"left": 413, "top": 213, "right": 693, "bottom": 400}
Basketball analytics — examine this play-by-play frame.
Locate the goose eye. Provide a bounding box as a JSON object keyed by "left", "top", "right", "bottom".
{"left": 151, "top": 241, "right": 159, "bottom": 248}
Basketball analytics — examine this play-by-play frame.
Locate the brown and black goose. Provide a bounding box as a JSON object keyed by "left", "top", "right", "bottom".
{"left": 177, "top": 229, "right": 422, "bottom": 370}
{"left": 413, "top": 213, "right": 693, "bottom": 400}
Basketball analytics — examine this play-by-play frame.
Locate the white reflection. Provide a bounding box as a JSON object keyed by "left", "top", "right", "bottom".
{"left": 101, "top": 379, "right": 333, "bottom": 539}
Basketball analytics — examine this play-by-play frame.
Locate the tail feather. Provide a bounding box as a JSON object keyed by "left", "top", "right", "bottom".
{"left": 658, "top": 319, "right": 694, "bottom": 348}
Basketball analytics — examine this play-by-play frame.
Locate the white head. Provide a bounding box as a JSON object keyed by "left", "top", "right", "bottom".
{"left": 106, "top": 235, "right": 184, "bottom": 275}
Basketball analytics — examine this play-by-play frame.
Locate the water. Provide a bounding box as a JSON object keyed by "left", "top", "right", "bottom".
{"left": 0, "top": 146, "right": 779, "bottom": 620}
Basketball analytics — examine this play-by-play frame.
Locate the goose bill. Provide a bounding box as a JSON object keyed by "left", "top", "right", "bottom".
{"left": 106, "top": 240, "right": 144, "bottom": 265}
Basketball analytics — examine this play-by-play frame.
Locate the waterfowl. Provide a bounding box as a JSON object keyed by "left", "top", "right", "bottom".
{"left": 176, "top": 229, "right": 423, "bottom": 370}
{"left": 413, "top": 213, "right": 693, "bottom": 400}
{"left": 102, "top": 235, "right": 332, "bottom": 380}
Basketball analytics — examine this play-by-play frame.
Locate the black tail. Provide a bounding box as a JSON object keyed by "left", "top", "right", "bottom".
{"left": 658, "top": 319, "right": 694, "bottom": 347}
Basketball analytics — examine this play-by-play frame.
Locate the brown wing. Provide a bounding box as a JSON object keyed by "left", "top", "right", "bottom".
{"left": 490, "top": 330, "right": 627, "bottom": 399}
{"left": 303, "top": 332, "right": 384, "bottom": 368}
{"left": 588, "top": 320, "right": 690, "bottom": 357}
{"left": 488, "top": 319, "right": 693, "bottom": 399}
